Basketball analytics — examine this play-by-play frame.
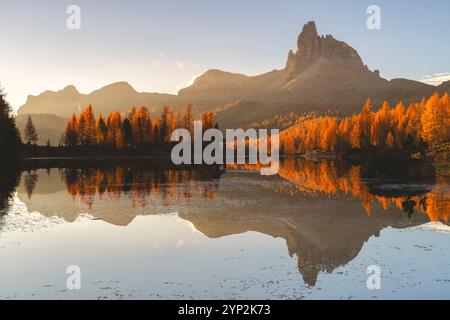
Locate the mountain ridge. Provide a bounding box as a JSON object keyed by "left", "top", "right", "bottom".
{"left": 17, "top": 21, "right": 447, "bottom": 142}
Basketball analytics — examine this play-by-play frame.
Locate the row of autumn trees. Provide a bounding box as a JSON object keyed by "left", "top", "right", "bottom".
{"left": 281, "top": 92, "right": 450, "bottom": 154}
{"left": 64, "top": 104, "right": 217, "bottom": 148}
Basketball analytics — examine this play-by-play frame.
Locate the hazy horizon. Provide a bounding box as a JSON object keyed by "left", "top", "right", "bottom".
{"left": 1, "top": 0, "right": 450, "bottom": 111}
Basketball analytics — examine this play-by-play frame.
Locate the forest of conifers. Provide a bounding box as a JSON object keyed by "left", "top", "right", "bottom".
{"left": 64, "top": 104, "right": 216, "bottom": 148}
{"left": 5, "top": 87, "right": 450, "bottom": 157}
{"left": 64, "top": 92, "right": 450, "bottom": 155}
{"left": 280, "top": 92, "right": 450, "bottom": 154}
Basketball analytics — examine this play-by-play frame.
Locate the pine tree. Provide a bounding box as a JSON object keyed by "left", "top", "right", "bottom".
{"left": 24, "top": 116, "right": 38, "bottom": 145}
{"left": 0, "top": 89, "right": 21, "bottom": 150}
{"left": 96, "top": 114, "right": 108, "bottom": 145}
{"left": 122, "top": 118, "right": 133, "bottom": 148}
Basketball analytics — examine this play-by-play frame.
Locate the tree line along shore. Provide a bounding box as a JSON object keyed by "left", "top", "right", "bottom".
{"left": 2, "top": 88, "right": 450, "bottom": 167}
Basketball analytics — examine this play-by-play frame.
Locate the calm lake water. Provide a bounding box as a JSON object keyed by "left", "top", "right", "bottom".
{"left": 0, "top": 158, "right": 449, "bottom": 299}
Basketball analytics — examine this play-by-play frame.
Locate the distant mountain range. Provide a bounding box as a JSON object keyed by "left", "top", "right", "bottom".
{"left": 16, "top": 21, "right": 449, "bottom": 144}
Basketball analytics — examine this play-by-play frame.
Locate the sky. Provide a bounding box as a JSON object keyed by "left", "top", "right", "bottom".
{"left": 0, "top": 0, "right": 449, "bottom": 111}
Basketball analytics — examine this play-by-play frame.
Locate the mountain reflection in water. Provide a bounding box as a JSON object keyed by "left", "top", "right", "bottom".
{"left": 1, "top": 157, "right": 449, "bottom": 286}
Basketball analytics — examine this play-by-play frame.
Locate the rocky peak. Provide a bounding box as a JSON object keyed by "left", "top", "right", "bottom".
{"left": 285, "top": 21, "right": 367, "bottom": 78}
{"left": 61, "top": 85, "right": 79, "bottom": 95}
{"left": 93, "top": 82, "right": 137, "bottom": 95}
{"left": 296, "top": 21, "right": 321, "bottom": 58}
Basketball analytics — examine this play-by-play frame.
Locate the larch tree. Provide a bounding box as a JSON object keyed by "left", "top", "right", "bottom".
{"left": 391, "top": 102, "right": 406, "bottom": 148}
{"left": 106, "top": 112, "right": 123, "bottom": 148}
{"left": 96, "top": 114, "right": 108, "bottom": 145}
{"left": 349, "top": 115, "right": 362, "bottom": 149}
{"left": 337, "top": 117, "right": 351, "bottom": 151}
{"left": 421, "top": 93, "right": 442, "bottom": 146}
{"left": 183, "top": 104, "right": 194, "bottom": 134}
{"left": 131, "top": 107, "right": 151, "bottom": 145}
{"left": 64, "top": 113, "right": 79, "bottom": 146}
{"left": 439, "top": 93, "right": 450, "bottom": 143}
{"left": 160, "top": 106, "right": 175, "bottom": 142}
{"left": 201, "top": 112, "right": 216, "bottom": 132}
{"left": 371, "top": 101, "right": 390, "bottom": 146}
{"left": 278, "top": 92, "right": 448, "bottom": 154}
{"left": 78, "top": 105, "right": 96, "bottom": 146}
{"left": 358, "top": 98, "right": 373, "bottom": 148}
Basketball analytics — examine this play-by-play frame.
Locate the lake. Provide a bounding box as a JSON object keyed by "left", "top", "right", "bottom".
{"left": 0, "top": 157, "right": 449, "bottom": 299}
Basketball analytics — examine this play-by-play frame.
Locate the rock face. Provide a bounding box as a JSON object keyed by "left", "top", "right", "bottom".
{"left": 438, "top": 80, "right": 450, "bottom": 94}
{"left": 285, "top": 21, "right": 366, "bottom": 78}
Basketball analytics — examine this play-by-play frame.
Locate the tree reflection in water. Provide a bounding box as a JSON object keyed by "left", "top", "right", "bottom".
{"left": 4, "top": 157, "right": 450, "bottom": 287}
{"left": 62, "top": 165, "right": 223, "bottom": 208}
{"left": 14, "top": 158, "right": 449, "bottom": 222}
{"left": 230, "top": 158, "right": 448, "bottom": 222}
{"left": 0, "top": 156, "right": 21, "bottom": 216}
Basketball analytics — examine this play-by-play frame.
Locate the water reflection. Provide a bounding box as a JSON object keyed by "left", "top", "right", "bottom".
{"left": 0, "top": 156, "right": 20, "bottom": 214}
{"left": 2, "top": 157, "right": 449, "bottom": 286}
{"left": 230, "top": 158, "right": 448, "bottom": 222}
{"left": 181, "top": 158, "right": 449, "bottom": 286}
{"left": 62, "top": 166, "right": 222, "bottom": 208}
{"left": 24, "top": 171, "right": 38, "bottom": 199}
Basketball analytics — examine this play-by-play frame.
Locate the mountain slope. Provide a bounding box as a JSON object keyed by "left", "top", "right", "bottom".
{"left": 438, "top": 80, "right": 450, "bottom": 94}
{"left": 18, "top": 82, "right": 176, "bottom": 118}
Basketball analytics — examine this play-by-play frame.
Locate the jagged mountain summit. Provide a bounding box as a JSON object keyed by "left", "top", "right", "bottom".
{"left": 17, "top": 21, "right": 444, "bottom": 135}
{"left": 285, "top": 21, "right": 367, "bottom": 78}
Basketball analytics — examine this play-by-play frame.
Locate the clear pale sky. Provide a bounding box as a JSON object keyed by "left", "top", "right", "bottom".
{"left": 1, "top": 0, "right": 449, "bottom": 111}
